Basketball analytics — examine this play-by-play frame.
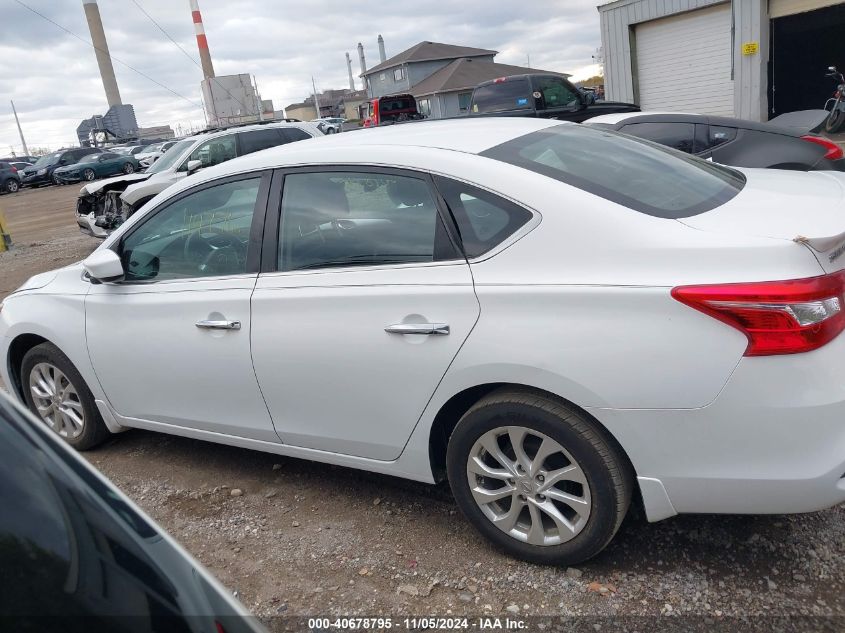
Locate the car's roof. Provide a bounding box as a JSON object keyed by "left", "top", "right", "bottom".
{"left": 585, "top": 111, "right": 803, "bottom": 137}
{"left": 585, "top": 111, "right": 700, "bottom": 125}
{"left": 280, "top": 117, "right": 561, "bottom": 154}
{"left": 193, "top": 120, "right": 321, "bottom": 142}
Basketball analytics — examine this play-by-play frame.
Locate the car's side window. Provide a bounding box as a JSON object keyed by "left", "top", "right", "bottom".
{"left": 238, "top": 128, "right": 284, "bottom": 155}
{"left": 280, "top": 127, "right": 312, "bottom": 142}
{"left": 120, "top": 177, "right": 261, "bottom": 282}
{"left": 708, "top": 125, "right": 738, "bottom": 149}
{"left": 534, "top": 76, "right": 581, "bottom": 109}
{"left": 620, "top": 122, "right": 696, "bottom": 154}
{"left": 278, "top": 171, "right": 456, "bottom": 272}
{"left": 179, "top": 136, "right": 237, "bottom": 172}
{"left": 433, "top": 177, "right": 533, "bottom": 258}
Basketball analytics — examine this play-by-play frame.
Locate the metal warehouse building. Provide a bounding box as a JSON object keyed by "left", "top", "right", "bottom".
{"left": 599, "top": 0, "right": 845, "bottom": 121}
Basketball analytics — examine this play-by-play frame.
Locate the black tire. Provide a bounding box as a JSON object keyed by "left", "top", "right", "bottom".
{"left": 83, "top": 168, "right": 96, "bottom": 181}
{"left": 123, "top": 162, "right": 135, "bottom": 174}
{"left": 21, "top": 342, "right": 110, "bottom": 451}
{"left": 4, "top": 178, "right": 19, "bottom": 193}
{"left": 824, "top": 108, "right": 845, "bottom": 134}
{"left": 52, "top": 172, "right": 62, "bottom": 185}
{"left": 446, "top": 389, "right": 632, "bottom": 565}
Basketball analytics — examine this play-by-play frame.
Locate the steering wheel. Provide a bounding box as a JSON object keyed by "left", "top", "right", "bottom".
{"left": 183, "top": 226, "right": 244, "bottom": 273}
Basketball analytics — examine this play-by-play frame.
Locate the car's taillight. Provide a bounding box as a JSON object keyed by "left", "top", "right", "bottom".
{"left": 801, "top": 134, "right": 844, "bottom": 160}
{"left": 671, "top": 271, "right": 845, "bottom": 356}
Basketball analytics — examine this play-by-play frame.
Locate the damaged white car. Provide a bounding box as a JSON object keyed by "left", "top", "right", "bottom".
{"left": 76, "top": 121, "right": 322, "bottom": 238}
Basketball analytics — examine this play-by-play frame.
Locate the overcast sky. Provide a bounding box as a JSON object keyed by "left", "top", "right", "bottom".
{"left": 0, "top": 0, "right": 603, "bottom": 154}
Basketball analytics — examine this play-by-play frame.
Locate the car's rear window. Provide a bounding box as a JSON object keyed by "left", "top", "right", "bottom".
{"left": 471, "top": 78, "right": 532, "bottom": 114}
{"left": 480, "top": 123, "right": 745, "bottom": 219}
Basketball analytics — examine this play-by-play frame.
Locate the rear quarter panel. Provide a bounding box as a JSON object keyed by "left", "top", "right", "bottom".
{"left": 714, "top": 129, "right": 824, "bottom": 169}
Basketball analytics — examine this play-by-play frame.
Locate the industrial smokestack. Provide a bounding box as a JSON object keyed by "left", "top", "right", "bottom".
{"left": 189, "top": 0, "right": 215, "bottom": 79}
{"left": 82, "top": 0, "right": 122, "bottom": 107}
{"left": 357, "top": 42, "right": 367, "bottom": 74}
{"left": 345, "top": 52, "right": 355, "bottom": 91}
{"left": 378, "top": 35, "right": 386, "bottom": 63}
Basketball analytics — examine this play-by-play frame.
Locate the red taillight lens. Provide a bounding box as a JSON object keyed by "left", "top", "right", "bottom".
{"left": 801, "top": 135, "right": 844, "bottom": 160}
{"left": 672, "top": 272, "right": 845, "bottom": 356}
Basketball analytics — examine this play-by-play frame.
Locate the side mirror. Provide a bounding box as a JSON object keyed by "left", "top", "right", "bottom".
{"left": 59, "top": 159, "right": 68, "bottom": 165}
{"left": 83, "top": 249, "right": 124, "bottom": 283}
{"left": 186, "top": 159, "right": 202, "bottom": 175}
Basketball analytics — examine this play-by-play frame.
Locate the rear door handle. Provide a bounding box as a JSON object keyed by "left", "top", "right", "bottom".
{"left": 195, "top": 319, "right": 241, "bottom": 330}
{"left": 385, "top": 323, "right": 450, "bottom": 335}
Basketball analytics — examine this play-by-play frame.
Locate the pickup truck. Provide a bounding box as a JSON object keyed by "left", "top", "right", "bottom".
{"left": 468, "top": 73, "right": 639, "bottom": 122}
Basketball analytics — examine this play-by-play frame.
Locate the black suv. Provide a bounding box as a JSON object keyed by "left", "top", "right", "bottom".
{"left": 20, "top": 147, "right": 103, "bottom": 187}
{"left": 469, "top": 73, "right": 639, "bottom": 122}
{"left": 0, "top": 161, "right": 22, "bottom": 194}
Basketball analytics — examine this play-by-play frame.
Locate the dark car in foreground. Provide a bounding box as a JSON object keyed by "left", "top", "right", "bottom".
{"left": 469, "top": 73, "right": 639, "bottom": 122}
{"left": 0, "top": 161, "right": 22, "bottom": 193}
{"left": 0, "top": 391, "right": 266, "bottom": 633}
{"left": 20, "top": 147, "right": 103, "bottom": 187}
{"left": 53, "top": 151, "right": 140, "bottom": 183}
{"left": 585, "top": 111, "right": 845, "bottom": 171}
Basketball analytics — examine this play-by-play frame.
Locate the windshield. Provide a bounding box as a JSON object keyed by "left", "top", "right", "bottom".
{"left": 471, "top": 78, "right": 532, "bottom": 114}
{"left": 480, "top": 123, "right": 745, "bottom": 219}
{"left": 33, "top": 152, "right": 61, "bottom": 167}
{"left": 146, "top": 139, "right": 193, "bottom": 174}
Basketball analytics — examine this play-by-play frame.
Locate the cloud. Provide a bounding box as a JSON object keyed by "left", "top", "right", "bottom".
{"left": 0, "top": 0, "right": 602, "bottom": 153}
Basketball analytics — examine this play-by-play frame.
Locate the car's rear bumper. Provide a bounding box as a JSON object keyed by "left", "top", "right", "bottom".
{"left": 593, "top": 333, "right": 845, "bottom": 520}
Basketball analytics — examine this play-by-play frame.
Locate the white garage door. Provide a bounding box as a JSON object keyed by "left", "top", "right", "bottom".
{"left": 634, "top": 3, "right": 734, "bottom": 116}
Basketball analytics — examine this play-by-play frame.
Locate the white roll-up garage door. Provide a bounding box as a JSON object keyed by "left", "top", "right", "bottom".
{"left": 634, "top": 3, "right": 734, "bottom": 116}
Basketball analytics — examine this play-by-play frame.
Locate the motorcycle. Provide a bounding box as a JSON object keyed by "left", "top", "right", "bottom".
{"left": 824, "top": 65, "right": 845, "bottom": 133}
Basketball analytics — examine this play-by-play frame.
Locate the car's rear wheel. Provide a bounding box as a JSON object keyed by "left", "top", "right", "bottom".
{"left": 4, "top": 178, "right": 19, "bottom": 193}
{"left": 123, "top": 162, "right": 135, "bottom": 174}
{"left": 83, "top": 168, "right": 96, "bottom": 181}
{"left": 21, "top": 343, "right": 110, "bottom": 450}
{"left": 446, "top": 389, "right": 632, "bottom": 565}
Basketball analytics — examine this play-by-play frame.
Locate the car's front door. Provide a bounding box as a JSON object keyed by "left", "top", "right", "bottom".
{"left": 250, "top": 168, "right": 480, "bottom": 460}
{"left": 85, "top": 172, "right": 278, "bottom": 441}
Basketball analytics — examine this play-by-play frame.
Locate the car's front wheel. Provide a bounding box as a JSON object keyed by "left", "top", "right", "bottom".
{"left": 123, "top": 162, "right": 135, "bottom": 174}
{"left": 21, "top": 342, "right": 110, "bottom": 450}
{"left": 83, "top": 168, "right": 96, "bottom": 181}
{"left": 446, "top": 389, "right": 632, "bottom": 565}
{"left": 52, "top": 172, "right": 63, "bottom": 185}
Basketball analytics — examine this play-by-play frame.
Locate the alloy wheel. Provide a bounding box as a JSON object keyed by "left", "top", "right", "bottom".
{"left": 124, "top": 163, "right": 135, "bottom": 173}
{"left": 83, "top": 169, "right": 96, "bottom": 181}
{"left": 28, "top": 362, "right": 86, "bottom": 439}
{"left": 7, "top": 179, "right": 19, "bottom": 193}
{"left": 465, "top": 426, "right": 591, "bottom": 546}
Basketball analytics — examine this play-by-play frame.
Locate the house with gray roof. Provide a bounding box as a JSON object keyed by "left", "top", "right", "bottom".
{"left": 360, "top": 40, "right": 570, "bottom": 119}
{"left": 411, "top": 58, "right": 571, "bottom": 119}
{"left": 361, "top": 41, "right": 497, "bottom": 100}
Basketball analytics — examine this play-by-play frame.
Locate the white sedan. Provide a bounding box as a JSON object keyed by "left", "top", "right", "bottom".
{"left": 3, "top": 118, "right": 845, "bottom": 565}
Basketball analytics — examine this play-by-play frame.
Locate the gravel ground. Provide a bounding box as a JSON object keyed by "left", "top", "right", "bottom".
{"left": 2, "top": 186, "right": 844, "bottom": 631}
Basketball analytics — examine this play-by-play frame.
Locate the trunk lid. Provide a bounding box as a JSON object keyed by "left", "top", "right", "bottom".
{"left": 680, "top": 168, "right": 845, "bottom": 272}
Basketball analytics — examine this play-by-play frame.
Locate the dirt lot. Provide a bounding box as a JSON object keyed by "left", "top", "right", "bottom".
{"left": 1, "top": 186, "right": 843, "bottom": 631}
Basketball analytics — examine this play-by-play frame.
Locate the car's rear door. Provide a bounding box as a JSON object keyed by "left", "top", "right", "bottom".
{"left": 250, "top": 167, "right": 480, "bottom": 460}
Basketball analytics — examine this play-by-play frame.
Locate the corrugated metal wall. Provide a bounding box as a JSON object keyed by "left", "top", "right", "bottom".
{"left": 599, "top": 0, "right": 726, "bottom": 104}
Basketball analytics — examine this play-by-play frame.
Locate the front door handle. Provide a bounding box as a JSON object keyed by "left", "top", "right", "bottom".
{"left": 196, "top": 319, "right": 241, "bottom": 330}
{"left": 385, "top": 323, "right": 450, "bottom": 335}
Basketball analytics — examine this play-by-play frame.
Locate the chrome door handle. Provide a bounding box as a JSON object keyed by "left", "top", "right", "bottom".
{"left": 195, "top": 319, "right": 241, "bottom": 330}
{"left": 385, "top": 323, "right": 450, "bottom": 335}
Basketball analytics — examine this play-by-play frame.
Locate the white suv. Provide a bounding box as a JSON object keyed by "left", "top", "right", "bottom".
{"left": 76, "top": 120, "right": 322, "bottom": 237}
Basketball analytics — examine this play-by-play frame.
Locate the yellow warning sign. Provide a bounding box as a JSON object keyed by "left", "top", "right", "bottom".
{"left": 0, "top": 209, "right": 12, "bottom": 252}
{"left": 742, "top": 41, "right": 759, "bottom": 56}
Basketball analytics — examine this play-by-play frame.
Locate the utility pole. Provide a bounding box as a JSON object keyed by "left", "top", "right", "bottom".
{"left": 11, "top": 101, "right": 30, "bottom": 157}
{"left": 312, "top": 77, "right": 321, "bottom": 118}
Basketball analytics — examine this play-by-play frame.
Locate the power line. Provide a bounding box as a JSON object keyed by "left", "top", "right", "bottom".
{"left": 13, "top": 0, "right": 204, "bottom": 112}
{"left": 128, "top": 0, "right": 254, "bottom": 115}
